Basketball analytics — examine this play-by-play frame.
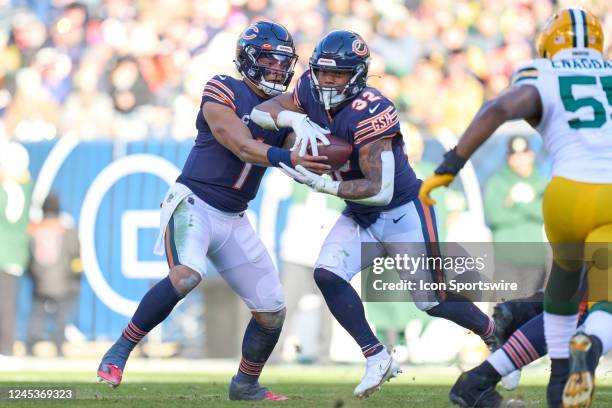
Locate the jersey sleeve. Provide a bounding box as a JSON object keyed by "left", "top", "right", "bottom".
{"left": 352, "top": 101, "right": 400, "bottom": 147}
{"left": 511, "top": 60, "right": 545, "bottom": 87}
{"left": 202, "top": 75, "right": 237, "bottom": 112}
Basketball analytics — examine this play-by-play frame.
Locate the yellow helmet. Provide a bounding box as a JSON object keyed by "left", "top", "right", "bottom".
{"left": 535, "top": 8, "right": 604, "bottom": 59}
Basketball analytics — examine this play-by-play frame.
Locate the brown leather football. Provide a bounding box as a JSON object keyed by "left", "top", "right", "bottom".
{"left": 308, "top": 135, "right": 353, "bottom": 171}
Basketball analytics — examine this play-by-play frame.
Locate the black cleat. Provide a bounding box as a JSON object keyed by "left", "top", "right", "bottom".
{"left": 449, "top": 367, "right": 503, "bottom": 408}
{"left": 563, "top": 333, "right": 602, "bottom": 408}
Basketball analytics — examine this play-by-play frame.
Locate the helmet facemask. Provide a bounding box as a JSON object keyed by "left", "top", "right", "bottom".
{"left": 310, "top": 63, "right": 367, "bottom": 110}
{"left": 239, "top": 45, "right": 297, "bottom": 96}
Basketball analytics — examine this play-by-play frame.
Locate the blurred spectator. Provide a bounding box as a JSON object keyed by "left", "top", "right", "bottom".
{"left": 108, "top": 55, "right": 152, "bottom": 139}
{"left": 60, "top": 61, "right": 113, "bottom": 139}
{"left": 171, "top": 70, "right": 203, "bottom": 140}
{"left": 33, "top": 47, "right": 73, "bottom": 105}
{"left": 0, "top": 141, "right": 31, "bottom": 357}
{"left": 4, "top": 67, "right": 59, "bottom": 140}
{"left": 50, "top": 2, "right": 88, "bottom": 65}
{"left": 435, "top": 51, "right": 484, "bottom": 137}
{"left": 10, "top": 10, "right": 47, "bottom": 67}
{"left": 26, "top": 193, "right": 82, "bottom": 357}
{"left": 484, "top": 135, "right": 548, "bottom": 295}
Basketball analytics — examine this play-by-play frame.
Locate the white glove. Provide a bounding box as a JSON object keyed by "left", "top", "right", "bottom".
{"left": 279, "top": 163, "right": 339, "bottom": 195}
{"left": 277, "top": 111, "right": 330, "bottom": 156}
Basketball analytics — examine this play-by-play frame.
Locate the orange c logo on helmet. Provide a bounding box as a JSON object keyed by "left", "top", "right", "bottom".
{"left": 352, "top": 39, "right": 368, "bottom": 56}
{"left": 242, "top": 24, "right": 259, "bottom": 40}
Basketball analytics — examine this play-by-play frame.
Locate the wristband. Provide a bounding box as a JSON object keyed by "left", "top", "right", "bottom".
{"left": 267, "top": 146, "right": 293, "bottom": 168}
{"left": 434, "top": 147, "right": 467, "bottom": 176}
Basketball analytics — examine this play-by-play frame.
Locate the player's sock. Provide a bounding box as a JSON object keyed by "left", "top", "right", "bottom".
{"left": 235, "top": 318, "right": 282, "bottom": 384}
{"left": 582, "top": 308, "right": 612, "bottom": 354}
{"left": 314, "top": 268, "right": 384, "bottom": 358}
{"left": 489, "top": 313, "right": 546, "bottom": 376}
{"left": 425, "top": 291, "right": 495, "bottom": 341}
{"left": 120, "top": 276, "right": 183, "bottom": 347}
{"left": 544, "top": 312, "right": 579, "bottom": 359}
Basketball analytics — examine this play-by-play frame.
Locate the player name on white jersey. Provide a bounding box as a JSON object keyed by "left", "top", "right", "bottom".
{"left": 551, "top": 58, "right": 612, "bottom": 70}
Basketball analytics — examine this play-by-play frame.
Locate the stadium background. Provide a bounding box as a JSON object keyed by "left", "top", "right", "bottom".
{"left": 1, "top": 0, "right": 612, "bottom": 367}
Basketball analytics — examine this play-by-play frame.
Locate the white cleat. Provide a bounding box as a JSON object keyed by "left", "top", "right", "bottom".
{"left": 501, "top": 369, "right": 522, "bottom": 391}
{"left": 353, "top": 356, "right": 402, "bottom": 399}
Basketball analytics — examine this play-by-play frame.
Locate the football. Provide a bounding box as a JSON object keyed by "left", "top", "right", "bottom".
{"left": 308, "top": 135, "right": 353, "bottom": 171}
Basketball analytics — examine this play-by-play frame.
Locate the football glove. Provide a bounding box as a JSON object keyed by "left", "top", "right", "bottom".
{"left": 418, "top": 174, "right": 455, "bottom": 206}
{"left": 277, "top": 111, "right": 330, "bottom": 156}
{"left": 279, "top": 163, "right": 339, "bottom": 195}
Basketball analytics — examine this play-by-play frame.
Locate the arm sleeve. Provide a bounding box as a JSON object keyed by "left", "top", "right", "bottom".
{"left": 202, "top": 75, "right": 237, "bottom": 112}
{"left": 353, "top": 103, "right": 400, "bottom": 147}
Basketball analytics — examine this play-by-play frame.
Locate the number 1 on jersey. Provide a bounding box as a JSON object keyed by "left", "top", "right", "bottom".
{"left": 233, "top": 163, "right": 252, "bottom": 190}
{"left": 232, "top": 137, "right": 264, "bottom": 190}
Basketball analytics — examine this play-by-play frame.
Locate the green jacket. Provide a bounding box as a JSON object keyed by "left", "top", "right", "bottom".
{"left": 0, "top": 178, "right": 32, "bottom": 274}
{"left": 484, "top": 165, "right": 547, "bottom": 266}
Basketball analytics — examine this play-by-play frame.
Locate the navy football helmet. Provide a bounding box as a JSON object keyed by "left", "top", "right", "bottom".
{"left": 235, "top": 21, "right": 298, "bottom": 96}
{"left": 309, "top": 30, "right": 370, "bottom": 109}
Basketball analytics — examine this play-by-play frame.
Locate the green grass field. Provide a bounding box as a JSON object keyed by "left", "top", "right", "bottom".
{"left": 1, "top": 365, "right": 611, "bottom": 407}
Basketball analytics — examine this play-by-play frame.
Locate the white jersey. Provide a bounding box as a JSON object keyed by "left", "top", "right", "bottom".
{"left": 511, "top": 49, "right": 612, "bottom": 183}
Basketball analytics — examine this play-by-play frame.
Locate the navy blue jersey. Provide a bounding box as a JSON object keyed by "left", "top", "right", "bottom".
{"left": 292, "top": 71, "right": 421, "bottom": 216}
{"left": 178, "top": 75, "right": 291, "bottom": 212}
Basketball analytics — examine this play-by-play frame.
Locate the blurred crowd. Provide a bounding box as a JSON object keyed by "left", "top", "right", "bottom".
{"left": 0, "top": 0, "right": 611, "bottom": 142}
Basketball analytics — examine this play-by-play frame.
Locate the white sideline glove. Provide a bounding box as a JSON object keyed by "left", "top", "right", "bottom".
{"left": 277, "top": 111, "right": 330, "bottom": 157}
{"left": 279, "top": 163, "right": 339, "bottom": 195}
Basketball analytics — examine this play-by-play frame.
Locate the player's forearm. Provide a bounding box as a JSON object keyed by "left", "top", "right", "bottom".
{"left": 210, "top": 123, "right": 284, "bottom": 167}
{"left": 338, "top": 179, "right": 381, "bottom": 200}
{"left": 237, "top": 140, "right": 275, "bottom": 167}
{"left": 456, "top": 86, "right": 541, "bottom": 159}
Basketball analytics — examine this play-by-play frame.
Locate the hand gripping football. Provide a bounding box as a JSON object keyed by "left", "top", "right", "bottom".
{"left": 308, "top": 135, "right": 353, "bottom": 171}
